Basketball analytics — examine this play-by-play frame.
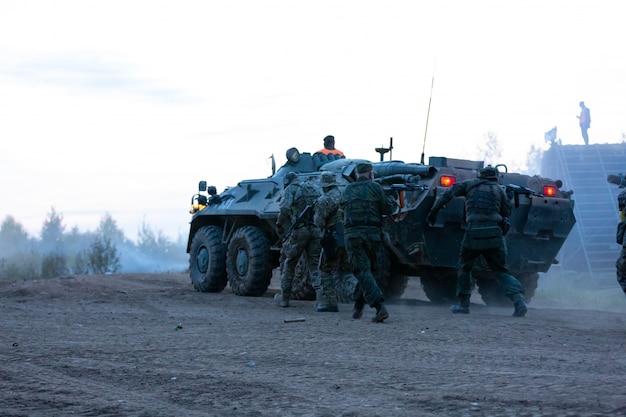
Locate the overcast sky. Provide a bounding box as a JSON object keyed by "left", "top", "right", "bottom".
{"left": 1, "top": 0, "right": 624, "bottom": 240}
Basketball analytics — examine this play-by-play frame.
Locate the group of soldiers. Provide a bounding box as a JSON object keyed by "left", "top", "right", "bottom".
{"left": 274, "top": 136, "right": 529, "bottom": 322}
{"left": 276, "top": 161, "right": 395, "bottom": 323}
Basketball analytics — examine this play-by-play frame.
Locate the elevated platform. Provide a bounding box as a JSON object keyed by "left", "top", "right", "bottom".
{"left": 542, "top": 143, "right": 625, "bottom": 280}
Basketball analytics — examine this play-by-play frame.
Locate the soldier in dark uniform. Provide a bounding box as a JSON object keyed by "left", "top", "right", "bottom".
{"left": 427, "top": 165, "right": 528, "bottom": 317}
{"left": 276, "top": 174, "right": 322, "bottom": 308}
{"left": 615, "top": 188, "right": 626, "bottom": 296}
{"left": 340, "top": 162, "right": 398, "bottom": 322}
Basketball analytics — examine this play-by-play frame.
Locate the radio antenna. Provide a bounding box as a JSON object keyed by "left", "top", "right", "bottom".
{"left": 420, "top": 60, "right": 436, "bottom": 164}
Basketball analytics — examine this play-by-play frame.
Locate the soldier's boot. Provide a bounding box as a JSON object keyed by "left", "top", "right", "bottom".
{"left": 315, "top": 287, "right": 339, "bottom": 312}
{"left": 352, "top": 300, "right": 365, "bottom": 319}
{"left": 512, "top": 299, "right": 528, "bottom": 317}
{"left": 372, "top": 302, "right": 389, "bottom": 323}
{"left": 314, "top": 288, "right": 325, "bottom": 311}
{"left": 450, "top": 295, "right": 470, "bottom": 314}
{"left": 276, "top": 292, "right": 290, "bottom": 308}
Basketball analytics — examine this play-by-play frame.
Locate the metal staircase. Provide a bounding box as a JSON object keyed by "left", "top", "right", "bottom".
{"left": 542, "top": 143, "right": 625, "bottom": 280}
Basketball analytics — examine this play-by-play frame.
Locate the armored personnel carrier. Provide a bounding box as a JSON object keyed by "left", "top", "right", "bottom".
{"left": 186, "top": 147, "right": 576, "bottom": 305}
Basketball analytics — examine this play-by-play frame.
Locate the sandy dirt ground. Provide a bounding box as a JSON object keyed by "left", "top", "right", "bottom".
{"left": 1, "top": 272, "right": 626, "bottom": 417}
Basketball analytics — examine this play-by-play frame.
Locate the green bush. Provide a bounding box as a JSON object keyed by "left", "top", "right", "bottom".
{"left": 0, "top": 253, "right": 39, "bottom": 282}
{"left": 41, "top": 253, "right": 69, "bottom": 278}
{"left": 87, "top": 235, "right": 121, "bottom": 274}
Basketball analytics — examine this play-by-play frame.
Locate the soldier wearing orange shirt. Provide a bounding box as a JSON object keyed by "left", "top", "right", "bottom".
{"left": 317, "top": 135, "right": 345, "bottom": 158}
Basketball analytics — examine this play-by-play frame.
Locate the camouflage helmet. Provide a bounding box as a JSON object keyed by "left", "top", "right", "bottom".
{"left": 479, "top": 165, "right": 498, "bottom": 180}
{"left": 320, "top": 172, "right": 336, "bottom": 187}
{"left": 284, "top": 172, "right": 298, "bottom": 186}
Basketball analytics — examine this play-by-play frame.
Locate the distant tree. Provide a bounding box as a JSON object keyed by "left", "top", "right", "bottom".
{"left": 86, "top": 235, "right": 121, "bottom": 274}
{"left": 39, "top": 207, "right": 68, "bottom": 278}
{"left": 73, "top": 250, "right": 89, "bottom": 275}
{"left": 0, "top": 216, "right": 38, "bottom": 280}
{"left": 64, "top": 226, "right": 94, "bottom": 249}
{"left": 137, "top": 220, "right": 175, "bottom": 257}
{"left": 477, "top": 131, "right": 503, "bottom": 165}
{"left": 129, "top": 220, "right": 187, "bottom": 272}
{"left": 40, "top": 207, "right": 65, "bottom": 253}
{"left": 0, "top": 252, "right": 39, "bottom": 282}
{"left": 175, "top": 232, "right": 186, "bottom": 247}
{"left": 41, "top": 253, "right": 69, "bottom": 278}
{"left": 0, "top": 215, "right": 31, "bottom": 256}
{"left": 64, "top": 227, "right": 95, "bottom": 275}
{"left": 96, "top": 212, "right": 126, "bottom": 244}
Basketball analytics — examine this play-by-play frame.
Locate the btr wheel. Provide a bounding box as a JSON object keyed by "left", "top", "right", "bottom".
{"left": 226, "top": 226, "right": 272, "bottom": 296}
{"left": 189, "top": 225, "right": 227, "bottom": 292}
{"left": 373, "top": 245, "right": 389, "bottom": 293}
{"left": 375, "top": 247, "right": 409, "bottom": 301}
{"left": 420, "top": 268, "right": 457, "bottom": 304}
{"left": 476, "top": 278, "right": 509, "bottom": 306}
{"left": 385, "top": 271, "right": 410, "bottom": 301}
{"left": 518, "top": 272, "right": 539, "bottom": 302}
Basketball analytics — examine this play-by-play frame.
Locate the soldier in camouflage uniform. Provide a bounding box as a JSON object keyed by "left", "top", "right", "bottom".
{"left": 427, "top": 165, "right": 528, "bottom": 317}
{"left": 615, "top": 188, "right": 626, "bottom": 296}
{"left": 313, "top": 172, "right": 344, "bottom": 312}
{"left": 340, "top": 162, "right": 398, "bottom": 323}
{"left": 276, "top": 173, "right": 322, "bottom": 308}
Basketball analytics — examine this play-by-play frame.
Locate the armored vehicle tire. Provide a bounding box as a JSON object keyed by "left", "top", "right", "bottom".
{"left": 375, "top": 246, "right": 408, "bottom": 301}
{"left": 226, "top": 226, "right": 273, "bottom": 297}
{"left": 420, "top": 269, "right": 457, "bottom": 304}
{"left": 477, "top": 272, "right": 538, "bottom": 306}
{"left": 517, "top": 272, "right": 538, "bottom": 302}
{"left": 476, "top": 278, "right": 508, "bottom": 306}
{"left": 383, "top": 271, "right": 409, "bottom": 301}
{"left": 189, "top": 226, "right": 228, "bottom": 292}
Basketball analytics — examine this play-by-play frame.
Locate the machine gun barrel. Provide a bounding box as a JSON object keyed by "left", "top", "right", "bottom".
{"left": 376, "top": 174, "right": 418, "bottom": 185}
{"left": 373, "top": 161, "right": 437, "bottom": 178}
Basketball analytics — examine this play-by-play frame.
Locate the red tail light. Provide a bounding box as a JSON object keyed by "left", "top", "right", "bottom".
{"left": 543, "top": 185, "right": 558, "bottom": 196}
{"left": 440, "top": 176, "right": 456, "bottom": 187}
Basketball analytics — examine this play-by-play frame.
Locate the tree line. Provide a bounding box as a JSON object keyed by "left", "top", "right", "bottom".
{"left": 0, "top": 207, "right": 188, "bottom": 281}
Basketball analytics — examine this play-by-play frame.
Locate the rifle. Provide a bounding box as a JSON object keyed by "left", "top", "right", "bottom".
{"left": 378, "top": 182, "right": 428, "bottom": 212}
{"left": 505, "top": 184, "right": 544, "bottom": 208}
{"left": 280, "top": 204, "right": 315, "bottom": 243}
